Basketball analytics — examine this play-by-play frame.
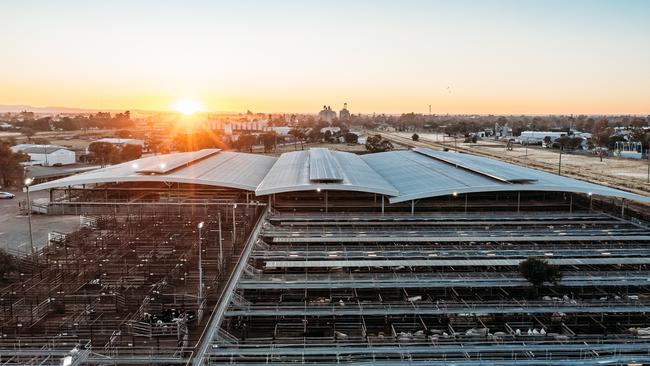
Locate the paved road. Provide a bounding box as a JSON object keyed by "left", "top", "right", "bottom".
{"left": 0, "top": 188, "right": 80, "bottom": 254}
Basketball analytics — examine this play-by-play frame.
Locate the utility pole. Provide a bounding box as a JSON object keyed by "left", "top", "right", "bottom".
{"left": 232, "top": 203, "right": 237, "bottom": 245}
{"left": 24, "top": 178, "right": 34, "bottom": 255}
{"left": 558, "top": 146, "right": 563, "bottom": 175}
{"left": 218, "top": 212, "right": 223, "bottom": 274}
{"left": 525, "top": 139, "right": 528, "bottom": 159}
{"left": 197, "top": 221, "right": 204, "bottom": 308}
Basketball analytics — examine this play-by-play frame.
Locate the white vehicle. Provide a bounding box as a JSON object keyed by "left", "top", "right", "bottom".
{"left": 0, "top": 192, "right": 16, "bottom": 199}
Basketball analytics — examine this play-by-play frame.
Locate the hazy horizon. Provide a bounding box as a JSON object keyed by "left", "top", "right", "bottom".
{"left": 1, "top": 0, "right": 649, "bottom": 115}
{"left": 1, "top": 103, "right": 649, "bottom": 117}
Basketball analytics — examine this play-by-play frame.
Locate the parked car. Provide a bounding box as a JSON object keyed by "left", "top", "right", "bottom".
{"left": 0, "top": 192, "right": 15, "bottom": 199}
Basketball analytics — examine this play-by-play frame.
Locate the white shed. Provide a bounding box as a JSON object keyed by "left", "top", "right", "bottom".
{"left": 13, "top": 145, "right": 76, "bottom": 166}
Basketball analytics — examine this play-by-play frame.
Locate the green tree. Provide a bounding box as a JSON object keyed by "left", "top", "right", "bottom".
{"left": 236, "top": 134, "right": 256, "bottom": 153}
{"left": 27, "top": 117, "right": 52, "bottom": 131}
{"left": 120, "top": 144, "right": 142, "bottom": 162}
{"left": 88, "top": 141, "right": 118, "bottom": 167}
{"left": 0, "top": 143, "right": 29, "bottom": 187}
{"left": 519, "top": 257, "right": 562, "bottom": 288}
{"left": 344, "top": 132, "right": 359, "bottom": 144}
{"left": 591, "top": 119, "right": 611, "bottom": 151}
{"left": 630, "top": 116, "right": 647, "bottom": 129}
{"left": 555, "top": 136, "right": 583, "bottom": 150}
{"left": 0, "top": 249, "right": 17, "bottom": 282}
{"left": 262, "top": 132, "right": 277, "bottom": 153}
{"left": 53, "top": 117, "right": 80, "bottom": 131}
{"left": 145, "top": 135, "right": 163, "bottom": 155}
{"left": 365, "top": 134, "right": 394, "bottom": 153}
{"left": 21, "top": 127, "right": 35, "bottom": 142}
{"left": 289, "top": 128, "right": 305, "bottom": 150}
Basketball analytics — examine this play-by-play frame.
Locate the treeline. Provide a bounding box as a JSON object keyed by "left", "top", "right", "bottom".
{"left": 0, "top": 141, "right": 28, "bottom": 187}
{"left": 356, "top": 113, "right": 648, "bottom": 135}
{"left": 3, "top": 111, "right": 134, "bottom": 132}
{"left": 87, "top": 142, "right": 142, "bottom": 167}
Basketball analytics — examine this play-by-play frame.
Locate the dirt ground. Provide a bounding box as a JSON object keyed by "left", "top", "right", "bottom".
{"left": 48, "top": 138, "right": 92, "bottom": 150}
{"left": 253, "top": 140, "right": 409, "bottom": 156}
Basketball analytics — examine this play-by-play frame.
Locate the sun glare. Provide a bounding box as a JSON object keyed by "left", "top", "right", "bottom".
{"left": 171, "top": 99, "right": 203, "bottom": 115}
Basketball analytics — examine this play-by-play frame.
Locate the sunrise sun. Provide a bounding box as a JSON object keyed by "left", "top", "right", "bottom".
{"left": 171, "top": 99, "right": 204, "bottom": 115}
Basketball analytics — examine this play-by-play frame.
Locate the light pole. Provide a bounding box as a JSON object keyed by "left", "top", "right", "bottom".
{"left": 525, "top": 139, "right": 528, "bottom": 159}
{"left": 232, "top": 204, "right": 237, "bottom": 245}
{"left": 24, "top": 178, "right": 34, "bottom": 255}
{"left": 197, "top": 221, "right": 204, "bottom": 308}
{"left": 558, "top": 146, "right": 563, "bottom": 176}
{"left": 647, "top": 149, "right": 649, "bottom": 183}
{"left": 217, "top": 212, "right": 223, "bottom": 274}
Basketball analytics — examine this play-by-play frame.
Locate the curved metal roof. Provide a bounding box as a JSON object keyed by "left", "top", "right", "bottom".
{"left": 30, "top": 147, "right": 650, "bottom": 205}
{"left": 362, "top": 148, "right": 650, "bottom": 204}
{"left": 30, "top": 150, "right": 277, "bottom": 192}
{"left": 255, "top": 149, "right": 399, "bottom": 196}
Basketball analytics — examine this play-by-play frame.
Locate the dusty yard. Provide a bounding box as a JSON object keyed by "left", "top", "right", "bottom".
{"left": 252, "top": 140, "right": 409, "bottom": 156}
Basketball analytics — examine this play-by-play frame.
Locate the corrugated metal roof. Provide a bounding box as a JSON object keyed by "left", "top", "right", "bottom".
{"left": 362, "top": 149, "right": 650, "bottom": 204}
{"left": 255, "top": 149, "right": 399, "bottom": 196}
{"left": 21, "top": 147, "right": 70, "bottom": 154}
{"left": 29, "top": 147, "right": 650, "bottom": 205}
{"left": 30, "top": 150, "right": 277, "bottom": 192}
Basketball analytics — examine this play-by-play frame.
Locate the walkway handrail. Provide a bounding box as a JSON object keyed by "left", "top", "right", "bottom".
{"left": 191, "top": 209, "right": 268, "bottom": 365}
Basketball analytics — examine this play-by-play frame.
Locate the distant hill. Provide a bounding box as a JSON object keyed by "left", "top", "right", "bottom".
{"left": 0, "top": 104, "right": 135, "bottom": 114}
{"left": 0, "top": 104, "right": 239, "bottom": 115}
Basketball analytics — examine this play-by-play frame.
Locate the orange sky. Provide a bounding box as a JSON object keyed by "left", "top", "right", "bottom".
{"left": 1, "top": 1, "right": 649, "bottom": 115}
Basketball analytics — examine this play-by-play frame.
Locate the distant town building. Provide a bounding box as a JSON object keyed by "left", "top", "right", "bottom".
{"left": 205, "top": 119, "right": 268, "bottom": 136}
{"left": 318, "top": 106, "right": 336, "bottom": 123}
{"left": 11, "top": 144, "right": 76, "bottom": 166}
{"left": 320, "top": 126, "right": 341, "bottom": 135}
{"left": 516, "top": 131, "right": 567, "bottom": 144}
{"left": 516, "top": 131, "right": 591, "bottom": 146}
{"left": 616, "top": 141, "right": 643, "bottom": 159}
{"left": 265, "top": 126, "right": 292, "bottom": 136}
{"left": 339, "top": 103, "right": 350, "bottom": 121}
{"left": 494, "top": 122, "right": 512, "bottom": 138}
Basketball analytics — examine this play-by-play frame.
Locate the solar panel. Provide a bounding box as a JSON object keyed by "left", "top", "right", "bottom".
{"left": 413, "top": 147, "right": 538, "bottom": 184}
{"left": 135, "top": 149, "right": 220, "bottom": 174}
{"left": 309, "top": 148, "right": 344, "bottom": 182}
